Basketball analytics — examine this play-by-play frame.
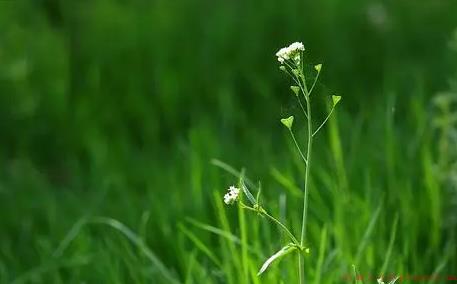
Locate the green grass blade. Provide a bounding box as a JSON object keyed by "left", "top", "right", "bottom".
{"left": 54, "top": 216, "right": 181, "bottom": 284}
{"left": 355, "top": 202, "right": 382, "bottom": 265}
{"left": 379, "top": 214, "right": 399, "bottom": 276}
{"left": 314, "top": 225, "right": 328, "bottom": 284}
{"left": 211, "top": 159, "right": 257, "bottom": 190}
{"left": 178, "top": 223, "right": 222, "bottom": 268}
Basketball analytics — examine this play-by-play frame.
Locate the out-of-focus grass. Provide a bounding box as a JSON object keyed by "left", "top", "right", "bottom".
{"left": 1, "top": 0, "right": 457, "bottom": 283}
{"left": 2, "top": 93, "right": 456, "bottom": 283}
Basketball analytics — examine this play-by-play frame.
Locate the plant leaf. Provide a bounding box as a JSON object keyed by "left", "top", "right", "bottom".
{"left": 240, "top": 178, "right": 256, "bottom": 205}
{"left": 257, "top": 244, "right": 297, "bottom": 275}
{"left": 256, "top": 181, "right": 262, "bottom": 204}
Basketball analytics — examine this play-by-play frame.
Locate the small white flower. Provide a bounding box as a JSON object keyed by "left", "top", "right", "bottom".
{"left": 377, "top": 277, "right": 385, "bottom": 284}
{"left": 224, "top": 185, "right": 240, "bottom": 205}
{"left": 275, "top": 47, "right": 290, "bottom": 63}
{"left": 288, "top": 42, "right": 305, "bottom": 52}
{"left": 275, "top": 42, "right": 305, "bottom": 64}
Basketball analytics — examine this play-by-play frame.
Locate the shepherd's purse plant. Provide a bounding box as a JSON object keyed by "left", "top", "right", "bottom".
{"left": 221, "top": 42, "right": 341, "bottom": 284}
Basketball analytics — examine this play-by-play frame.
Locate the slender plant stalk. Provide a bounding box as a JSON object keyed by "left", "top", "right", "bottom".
{"left": 289, "top": 129, "right": 308, "bottom": 165}
{"left": 262, "top": 209, "right": 300, "bottom": 245}
{"left": 299, "top": 70, "right": 312, "bottom": 284}
{"left": 243, "top": 205, "right": 299, "bottom": 245}
{"left": 221, "top": 43, "right": 341, "bottom": 283}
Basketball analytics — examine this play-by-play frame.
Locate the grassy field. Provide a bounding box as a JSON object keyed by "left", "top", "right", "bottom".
{"left": 1, "top": 1, "right": 457, "bottom": 283}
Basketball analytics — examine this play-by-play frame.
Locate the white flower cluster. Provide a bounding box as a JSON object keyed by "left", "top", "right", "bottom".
{"left": 224, "top": 185, "right": 240, "bottom": 205}
{"left": 275, "top": 42, "right": 305, "bottom": 64}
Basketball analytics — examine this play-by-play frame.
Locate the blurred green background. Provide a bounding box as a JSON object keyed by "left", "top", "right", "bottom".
{"left": 1, "top": 0, "right": 457, "bottom": 283}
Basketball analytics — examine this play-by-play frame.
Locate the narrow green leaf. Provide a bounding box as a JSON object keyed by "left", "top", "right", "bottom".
{"left": 270, "top": 167, "right": 301, "bottom": 197}
{"left": 240, "top": 178, "right": 256, "bottom": 205}
{"left": 355, "top": 202, "right": 382, "bottom": 265}
{"left": 178, "top": 223, "right": 222, "bottom": 268}
{"left": 54, "top": 217, "right": 180, "bottom": 284}
{"left": 314, "top": 225, "right": 327, "bottom": 284}
{"left": 257, "top": 244, "right": 297, "bottom": 276}
{"left": 379, "top": 214, "right": 398, "bottom": 276}
{"left": 210, "top": 159, "right": 257, "bottom": 190}
{"left": 255, "top": 182, "right": 261, "bottom": 204}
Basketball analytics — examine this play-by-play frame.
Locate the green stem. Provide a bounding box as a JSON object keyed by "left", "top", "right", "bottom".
{"left": 280, "top": 58, "right": 313, "bottom": 284}
{"left": 289, "top": 129, "right": 308, "bottom": 165}
{"left": 308, "top": 69, "right": 321, "bottom": 96}
{"left": 296, "top": 94, "right": 309, "bottom": 119}
{"left": 242, "top": 205, "right": 299, "bottom": 245}
{"left": 312, "top": 106, "right": 335, "bottom": 137}
{"left": 299, "top": 69, "right": 312, "bottom": 284}
{"left": 261, "top": 209, "right": 299, "bottom": 245}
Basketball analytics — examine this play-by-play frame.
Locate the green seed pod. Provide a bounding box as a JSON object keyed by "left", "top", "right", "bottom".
{"left": 332, "top": 95, "right": 341, "bottom": 106}
{"left": 280, "top": 116, "right": 294, "bottom": 130}
{"left": 290, "top": 86, "right": 300, "bottom": 96}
